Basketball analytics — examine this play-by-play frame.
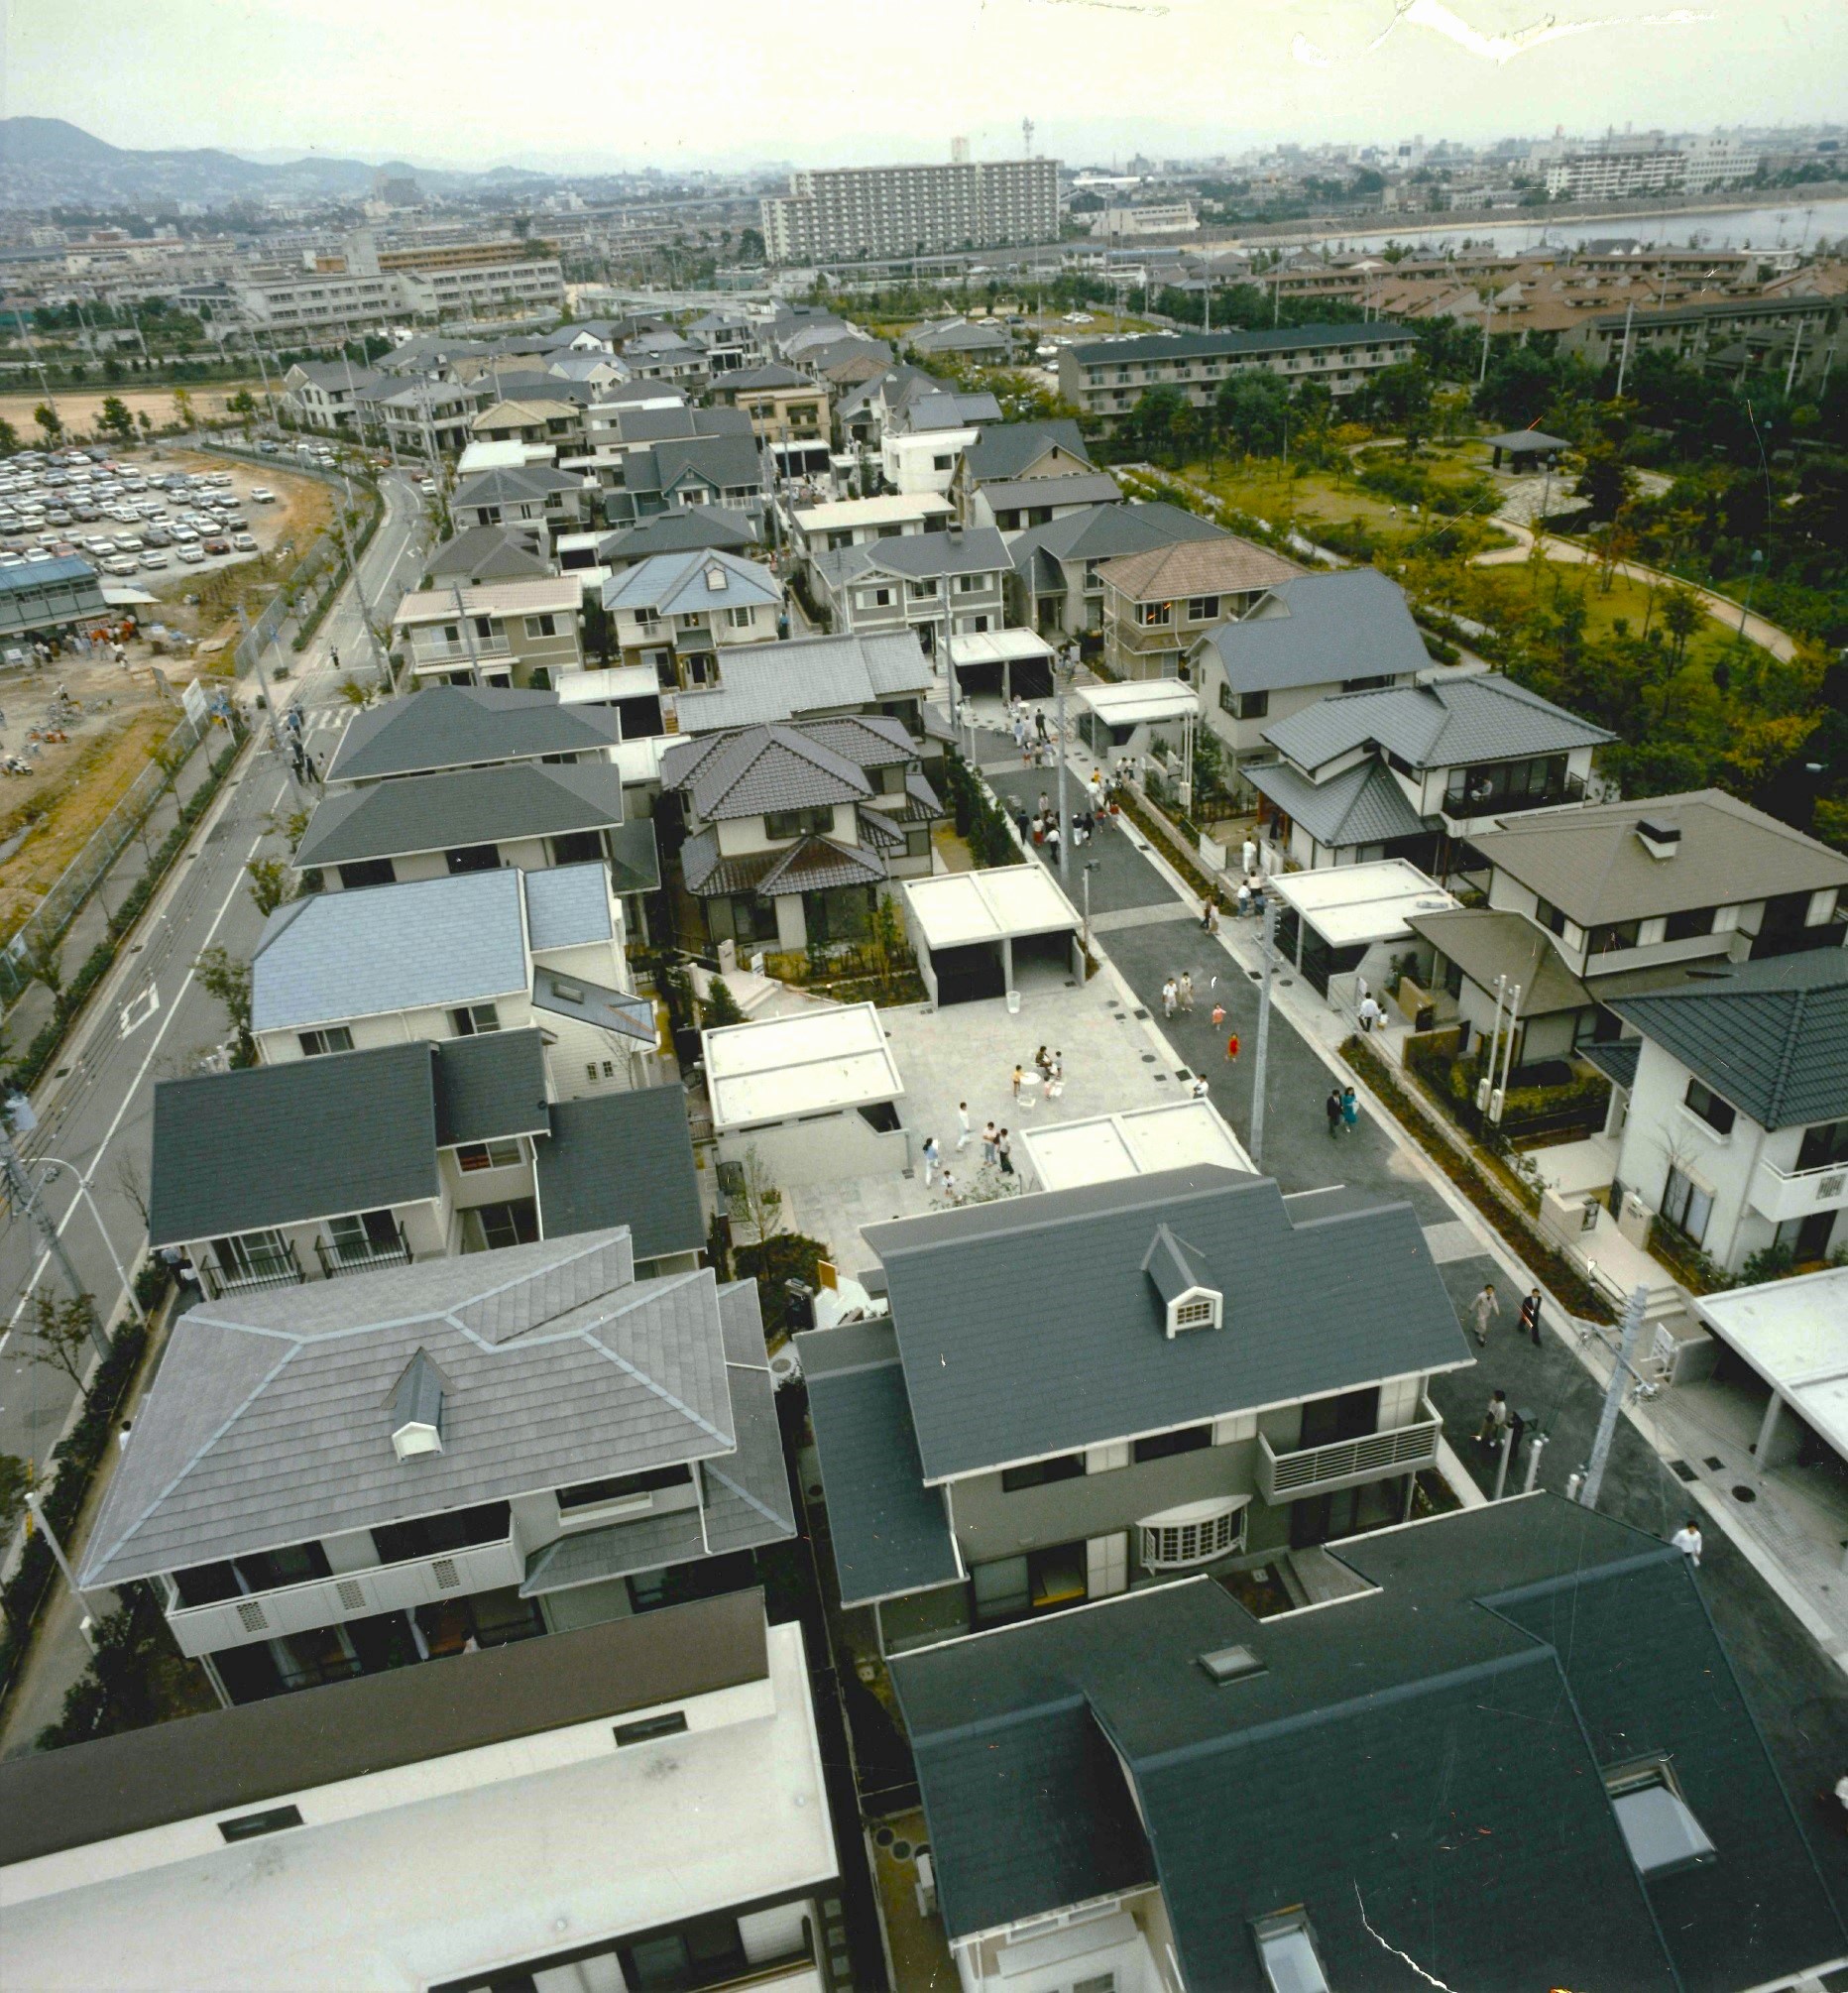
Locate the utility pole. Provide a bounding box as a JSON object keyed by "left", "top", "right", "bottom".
{"left": 0, "top": 1117, "right": 108, "bottom": 1358}
{"left": 334, "top": 472, "right": 389, "bottom": 681}
{"left": 24, "top": 1491, "right": 96, "bottom": 1633}
{"left": 236, "top": 602, "right": 306, "bottom": 805}
{"left": 1247, "top": 893, "right": 1277, "bottom": 1171}
{"left": 1580, "top": 1285, "right": 1649, "bottom": 1511}
{"left": 1614, "top": 295, "right": 1637, "bottom": 401}
{"left": 1784, "top": 318, "right": 1805, "bottom": 400}
{"left": 451, "top": 585, "right": 486, "bottom": 689}
{"left": 1054, "top": 647, "right": 1073, "bottom": 882}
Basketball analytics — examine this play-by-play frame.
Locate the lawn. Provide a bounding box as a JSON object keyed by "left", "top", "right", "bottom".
{"left": 1466, "top": 561, "right": 1759, "bottom": 673}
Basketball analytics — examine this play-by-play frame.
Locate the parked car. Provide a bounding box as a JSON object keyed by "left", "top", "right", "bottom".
{"left": 141, "top": 548, "right": 171, "bottom": 570}
{"left": 176, "top": 542, "right": 206, "bottom": 563}
{"left": 103, "top": 555, "right": 139, "bottom": 576}
{"left": 202, "top": 536, "right": 231, "bottom": 555}
{"left": 231, "top": 531, "right": 258, "bottom": 551}
{"left": 250, "top": 487, "right": 277, "bottom": 503}
{"left": 258, "top": 440, "right": 279, "bottom": 455}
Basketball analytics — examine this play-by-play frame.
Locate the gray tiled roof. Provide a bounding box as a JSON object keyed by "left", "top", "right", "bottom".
{"left": 146, "top": 1043, "right": 440, "bottom": 1248}
{"left": 324, "top": 685, "right": 623, "bottom": 785}
{"left": 452, "top": 464, "right": 580, "bottom": 509}
{"left": 522, "top": 862, "right": 613, "bottom": 951}
{"left": 534, "top": 1085, "right": 704, "bottom": 1262}
{"left": 431, "top": 1029, "right": 550, "bottom": 1148}
{"left": 962, "top": 420, "right": 1091, "bottom": 482}
{"left": 251, "top": 869, "right": 530, "bottom": 1035}
{"left": 798, "top": 1322, "right": 962, "bottom": 1606}
{"left": 1006, "top": 501, "right": 1226, "bottom": 573}
{"left": 531, "top": 968, "right": 657, "bottom": 1043}
{"left": 1068, "top": 321, "right": 1416, "bottom": 364}
{"left": 635, "top": 434, "right": 764, "bottom": 498}
{"left": 1579, "top": 1037, "right": 1641, "bottom": 1090}
{"left": 979, "top": 472, "right": 1123, "bottom": 513}
{"left": 81, "top": 1233, "right": 736, "bottom": 1589}
{"left": 422, "top": 524, "right": 552, "bottom": 584}
{"left": 702, "top": 1311, "right": 797, "bottom": 1555}
{"left": 1405, "top": 907, "right": 1590, "bottom": 1016}
{"left": 1264, "top": 674, "right": 1614, "bottom": 774}
{"left": 608, "top": 407, "right": 751, "bottom": 448}
{"left": 1468, "top": 789, "right": 1848, "bottom": 925}
{"left": 865, "top": 1167, "right": 1471, "bottom": 1480}
{"left": 1244, "top": 754, "right": 1427, "bottom": 851}
{"left": 756, "top": 835, "right": 887, "bottom": 895}
{"left": 606, "top": 817, "right": 662, "bottom": 896}
{"left": 295, "top": 762, "right": 628, "bottom": 870}
{"left": 1195, "top": 568, "right": 1430, "bottom": 694}
{"left": 1610, "top": 949, "right": 1848, "bottom": 1130}
{"left": 671, "top": 632, "right": 930, "bottom": 733}
{"left": 840, "top": 526, "right": 1008, "bottom": 583}
{"left": 520, "top": 1505, "right": 704, "bottom": 1594}
{"left": 721, "top": 363, "right": 814, "bottom": 391}
{"left": 661, "top": 718, "right": 911, "bottom": 820}
{"left": 596, "top": 508, "right": 757, "bottom": 567}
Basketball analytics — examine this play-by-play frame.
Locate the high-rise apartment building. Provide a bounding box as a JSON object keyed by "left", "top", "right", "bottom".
{"left": 760, "top": 158, "right": 1060, "bottom": 263}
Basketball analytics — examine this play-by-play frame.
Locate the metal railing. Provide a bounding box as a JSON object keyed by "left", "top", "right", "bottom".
{"left": 204, "top": 1238, "right": 305, "bottom": 1298}
{"left": 1257, "top": 1400, "right": 1444, "bottom": 1503}
{"left": 315, "top": 1223, "right": 413, "bottom": 1278}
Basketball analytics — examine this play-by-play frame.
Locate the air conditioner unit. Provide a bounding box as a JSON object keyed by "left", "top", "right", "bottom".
{"left": 1578, "top": 1197, "right": 1601, "bottom": 1233}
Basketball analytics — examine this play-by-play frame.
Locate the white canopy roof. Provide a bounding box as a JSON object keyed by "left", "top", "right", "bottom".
{"left": 1692, "top": 1269, "right": 1848, "bottom": 1462}
{"left": 1022, "top": 1101, "right": 1253, "bottom": 1192}
{"left": 1074, "top": 679, "right": 1201, "bottom": 727}
{"left": 1268, "top": 858, "right": 1457, "bottom": 950}
{"left": 703, "top": 1000, "right": 903, "bottom": 1131}
{"left": 902, "top": 866, "right": 1079, "bottom": 951}
{"left": 556, "top": 663, "right": 662, "bottom": 707}
{"left": 948, "top": 630, "right": 1057, "bottom": 668}
{"left": 792, "top": 493, "right": 953, "bottom": 532}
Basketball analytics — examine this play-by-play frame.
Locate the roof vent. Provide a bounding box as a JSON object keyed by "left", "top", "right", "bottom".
{"left": 1143, "top": 1225, "right": 1222, "bottom": 1338}
{"left": 1198, "top": 1643, "right": 1265, "bottom": 1685}
{"left": 1635, "top": 815, "right": 1681, "bottom": 861}
{"left": 390, "top": 1349, "right": 446, "bottom": 1462}
{"left": 704, "top": 562, "right": 728, "bottom": 593}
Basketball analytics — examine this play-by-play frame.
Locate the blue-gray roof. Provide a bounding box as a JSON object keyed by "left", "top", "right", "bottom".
{"left": 1196, "top": 567, "right": 1430, "bottom": 694}
{"left": 1069, "top": 321, "right": 1416, "bottom": 365}
{"left": 0, "top": 554, "right": 98, "bottom": 592}
{"left": 521, "top": 862, "right": 613, "bottom": 952}
{"left": 251, "top": 870, "right": 529, "bottom": 1035}
{"left": 1263, "top": 674, "right": 1614, "bottom": 775}
{"left": 865, "top": 1168, "right": 1471, "bottom": 1481}
{"left": 672, "top": 632, "right": 930, "bottom": 734}
{"left": 534, "top": 1085, "right": 704, "bottom": 1262}
{"left": 600, "top": 547, "right": 781, "bottom": 617}
{"left": 1007, "top": 501, "right": 1226, "bottom": 577}
{"left": 798, "top": 1322, "right": 963, "bottom": 1607}
{"left": 1243, "top": 754, "right": 1428, "bottom": 851}
{"left": 294, "top": 762, "right": 628, "bottom": 871}
{"left": 962, "top": 420, "right": 1090, "bottom": 483}
{"left": 324, "top": 685, "right": 623, "bottom": 784}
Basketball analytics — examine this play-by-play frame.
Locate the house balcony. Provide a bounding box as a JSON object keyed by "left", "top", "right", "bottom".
{"left": 1748, "top": 1156, "right": 1848, "bottom": 1225}
{"left": 314, "top": 1223, "right": 413, "bottom": 1280}
{"left": 408, "top": 634, "right": 514, "bottom": 668}
{"left": 202, "top": 1241, "right": 304, "bottom": 1299}
{"left": 162, "top": 1536, "right": 525, "bottom": 1660}
{"left": 1442, "top": 773, "right": 1586, "bottom": 823}
{"left": 1256, "top": 1399, "right": 1444, "bottom": 1504}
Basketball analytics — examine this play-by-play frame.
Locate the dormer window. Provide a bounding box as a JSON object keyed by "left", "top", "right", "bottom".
{"left": 1173, "top": 1294, "right": 1220, "bottom": 1332}
{"left": 1143, "top": 1225, "right": 1223, "bottom": 1338}
{"left": 390, "top": 1349, "right": 446, "bottom": 1463}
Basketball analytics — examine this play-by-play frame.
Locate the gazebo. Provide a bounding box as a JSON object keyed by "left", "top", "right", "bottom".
{"left": 1484, "top": 429, "right": 1570, "bottom": 472}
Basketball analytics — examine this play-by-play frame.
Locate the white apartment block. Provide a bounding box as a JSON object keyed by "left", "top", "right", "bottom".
{"left": 1089, "top": 202, "right": 1201, "bottom": 238}
{"left": 761, "top": 159, "right": 1060, "bottom": 263}
{"left": 1544, "top": 151, "right": 1686, "bottom": 200}
{"left": 236, "top": 260, "right": 563, "bottom": 334}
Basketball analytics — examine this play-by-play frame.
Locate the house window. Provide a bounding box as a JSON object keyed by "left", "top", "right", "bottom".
{"left": 455, "top": 1138, "right": 523, "bottom": 1172}
{"left": 621, "top": 1916, "right": 750, "bottom": 1992}
{"left": 1665, "top": 904, "right": 1717, "bottom": 941}
{"left": 1534, "top": 896, "right": 1569, "bottom": 937}
{"left": 297, "top": 1026, "right": 354, "bottom": 1058}
{"left": 1605, "top": 1759, "right": 1716, "bottom": 1879}
{"left": 445, "top": 844, "right": 500, "bottom": 875}
{"left": 372, "top": 1501, "right": 512, "bottom": 1565}
{"left": 871, "top": 587, "right": 893, "bottom": 607}
{"left": 557, "top": 1464, "right": 693, "bottom": 1513}
{"left": 764, "top": 805, "right": 834, "bottom": 840}
{"left": 468, "top": 1199, "right": 538, "bottom": 1250}
{"left": 909, "top": 578, "right": 938, "bottom": 598}
{"left": 336, "top": 858, "right": 396, "bottom": 889}
{"left": 325, "top": 1210, "right": 400, "bottom": 1265}
{"left": 1660, "top": 1164, "right": 1714, "bottom": 1246}
{"left": 1173, "top": 1295, "right": 1218, "bottom": 1330}
{"left": 1133, "top": 1424, "right": 1212, "bottom": 1465}
{"left": 523, "top": 613, "right": 557, "bottom": 638}
{"left": 550, "top": 829, "right": 605, "bottom": 866}
{"left": 955, "top": 573, "right": 983, "bottom": 593}
{"left": 1140, "top": 1502, "right": 1244, "bottom": 1570}
{"left": 1000, "top": 1454, "right": 1085, "bottom": 1492}
{"left": 933, "top": 454, "right": 953, "bottom": 470}
{"left": 1796, "top": 1119, "right": 1848, "bottom": 1171}
{"left": 1589, "top": 919, "right": 1642, "bottom": 954}
{"left": 725, "top": 605, "right": 753, "bottom": 630}
{"left": 1136, "top": 601, "right": 1173, "bottom": 628}
{"left": 449, "top": 1003, "right": 501, "bottom": 1037}
{"left": 1186, "top": 595, "right": 1220, "bottom": 622}
{"left": 1235, "top": 689, "right": 1269, "bottom": 721}
{"left": 214, "top": 1229, "right": 292, "bottom": 1286}
{"left": 1683, "top": 1078, "right": 1736, "bottom": 1135}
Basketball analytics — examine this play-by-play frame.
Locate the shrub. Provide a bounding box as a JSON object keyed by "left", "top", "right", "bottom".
{"left": 733, "top": 1232, "right": 828, "bottom": 1341}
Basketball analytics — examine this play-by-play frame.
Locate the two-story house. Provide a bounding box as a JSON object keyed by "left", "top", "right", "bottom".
{"left": 449, "top": 463, "right": 589, "bottom": 540}
{"left": 660, "top": 715, "right": 939, "bottom": 952}
{"left": 809, "top": 524, "right": 1009, "bottom": 654}
{"left": 712, "top": 364, "right": 830, "bottom": 445}
{"left": 391, "top": 575, "right": 585, "bottom": 689}
{"left": 597, "top": 507, "right": 759, "bottom": 575}
{"left": 610, "top": 432, "right": 768, "bottom": 527}
{"left": 947, "top": 418, "right": 1097, "bottom": 525}
{"left": 970, "top": 468, "right": 1123, "bottom": 532}
{"left": 1248, "top": 673, "right": 1615, "bottom": 873}
{"left": 1005, "top": 500, "right": 1229, "bottom": 640}
{"left": 251, "top": 863, "right": 656, "bottom": 1095}
{"left": 148, "top": 1032, "right": 702, "bottom": 1294}
{"left": 1409, "top": 791, "right": 1848, "bottom": 1064}
{"left": 1192, "top": 567, "right": 1431, "bottom": 789}
{"left": 1590, "top": 951, "right": 1848, "bottom": 1274}
{"left": 602, "top": 549, "right": 785, "bottom": 686}
{"left": 671, "top": 631, "right": 935, "bottom": 741}
{"left": 282, "top": 359, "right": 385, "bottom": 434}
{"left": 891, "top": 1496, "right": 1845, "bottom": 1993}
{"left": 422, "top": 522, "right": 554, "bottom": 588}
{"left": 77, "top": 1228, "right": 794, "bottom": 1707}
{"left": 789, "top": 492, "right": 954, "bottom": 564}
{"left": 322, "top": 681, "right": 625, "bottom": 788}
{"left": 798, "top": 1165, "right": 1470, "bottom": 1657}
{"left": 878, "top": 391, "right": 1001, "bottom": 498}
{"left": 1098, "top": 536, "right": 1303, "bottom": 681}
{"left": 469, "top": 397, "right": 587, "bottom": 453}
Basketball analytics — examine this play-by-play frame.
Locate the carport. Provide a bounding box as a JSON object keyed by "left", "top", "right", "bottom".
{"left": 948, "top": 629, "right": 1055, "bottom": 706}
{"left": 1074, "top": 679, "right": 1199, "bottom": 764}
{"left": 1268, "top": 858, "right": 1456, "bottom": 1002}
{"left": 901, "top": 866, "right": 1084, "bottom": 1006}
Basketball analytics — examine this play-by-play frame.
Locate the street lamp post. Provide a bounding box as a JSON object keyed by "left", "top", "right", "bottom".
{"left": 1739, "top": 548, "right": 1764, "bottom": 640}
{"left": 1053, "top": 646, "right": 1075, "bottom": 883}
{"left": 30, "top": 1157, "right": 143, "bottom": 1325}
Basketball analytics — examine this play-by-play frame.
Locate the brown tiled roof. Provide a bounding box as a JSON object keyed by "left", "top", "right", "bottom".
{"left": 1097, "top": 537, "right": 1301, "bottom": 602}
{"left": 758, "top": 835, "right": 887, "bottom": 894}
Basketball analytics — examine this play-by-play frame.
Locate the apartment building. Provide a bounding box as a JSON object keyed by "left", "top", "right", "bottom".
{"left": 75, "top": 1230, "right": 794, "bottom": 1707}
{"left": 800, "top": 1166, "right": 1471, "bottom": 1656}
{"left": 1088, "top": 200, "right": 1201, "bottom": 238}
{"left": 392, "top": 575, "right": 584, "bottom": 688}
{"left": 1559, "top": 293, "right": 1845, "bottom": 389}
{"left": 1058, "top": 322, "right": 1419, "bottom": 425}
{"left": 234, "top": 258, "right": 562, "bottom": 334}
{"left": 809, "top": 524, "right": 1009, "bottom": 650}
{"left": 760, "top": 158, "right": 1060, "bottom": 263}
{"left": 1544, "top": 149, "right": 1689, "bottom": 200}
{"left": 396, "top": 258, "right": 564, "bottom": 319}
{"left": 602, "top": 548, "right": 786, "bottom": 682}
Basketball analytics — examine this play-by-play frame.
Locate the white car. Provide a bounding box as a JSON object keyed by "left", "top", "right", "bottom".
{"left": 250, "top": 487, "right": 277, "bottom": 504}
{"left": 103, "top": 554, "right": 140, "bottom": 576}
{"left": 231, "top": 531, "right": 258, "bottom": 551}
{"left": 172, "top": 525, "right": 198, "bottom": 543}
{"left": 176, "top": 542, "right": 206, "bottom": 563}
{"left": 419, "top": 478, "right": 438, "bottom": 497}
{"left": 140, "top": 548, "right": 171, "bottom": 569}
{"left": 24, "top": 547, "right": 54, "bottom": 563}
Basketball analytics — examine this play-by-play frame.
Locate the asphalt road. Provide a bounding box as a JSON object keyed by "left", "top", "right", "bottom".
{"left": 0, "top": 468, "right": 428, "bottom": 1480}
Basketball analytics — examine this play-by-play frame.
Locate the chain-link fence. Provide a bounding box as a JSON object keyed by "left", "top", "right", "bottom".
{"left": 0, "top": 708, "right": 212, "bottom": 1006}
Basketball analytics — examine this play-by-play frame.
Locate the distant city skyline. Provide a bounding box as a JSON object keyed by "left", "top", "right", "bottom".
{"left": 8, "top": 0, "right": 1845, "bottom": 176}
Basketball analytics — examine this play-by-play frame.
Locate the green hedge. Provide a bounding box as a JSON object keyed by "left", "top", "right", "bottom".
{"left": 941, "top": 750, "right": 1019, "bottom": 868}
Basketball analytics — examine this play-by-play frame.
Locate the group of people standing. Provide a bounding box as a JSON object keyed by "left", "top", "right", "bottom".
{"left": 920, "top": 1101, "right": 1019, "bottom": 1203}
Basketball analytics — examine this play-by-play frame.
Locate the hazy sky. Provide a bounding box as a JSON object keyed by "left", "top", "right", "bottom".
{"left": 7, "top": 0, "right": 1844, "bottom": 171}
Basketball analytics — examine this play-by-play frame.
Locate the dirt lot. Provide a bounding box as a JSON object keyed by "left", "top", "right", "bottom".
{"left": 0, "top": 381, "right": 265, "bottom": 441}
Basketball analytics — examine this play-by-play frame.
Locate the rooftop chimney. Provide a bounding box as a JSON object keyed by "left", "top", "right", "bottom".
{"left": 1636, "top": 815, "right": 1681, "bottom": 861}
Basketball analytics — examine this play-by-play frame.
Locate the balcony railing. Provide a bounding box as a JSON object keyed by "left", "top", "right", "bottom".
{"left": 408, "top": 634, "right": 514, "bottom": 666}
{"left": 1256, "top": 1399, "right": 1444, "bottom": 1504}
{"left": 314, "top": 1223, "right": 413, "bottom": 1280}
{"left": 1444, "top": 773, "right": 1586, "bottom": 820}
{"left": 203, "top": 1241, "right": 304, "bottom": 1299}
{"left": 1748, "top": 1156, "right": 1848, "bottom": 1225}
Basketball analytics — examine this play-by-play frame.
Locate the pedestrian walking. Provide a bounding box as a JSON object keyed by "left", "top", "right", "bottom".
{"left": 1046, "top": 824, "right": 1061, "bottom": 863}
{"left": 921, "top": 1135, "right": 940, "bottom": 1188}
{"left": 1204, "top": 898, "right": 1221, "bottom": 936}
{"left": 982, "top": 1121, "right": 999, "bottom": 1166}
{"left": 1161, "top": 978, "right": 1178, "bottom": 1018}
{"left": 1340, "top": 1086, "right": 1358, "bottom": 1133}
{"left": 1047, "top": 1051, "right": 1064, "bottom": 1099}
{"left": 1038, "top": 791, "right": 1050, "bottom": 818}
{"left": 1190, "top": 1075, "right": 1210, "bottom": 1100}
{"left": 1476, "top": 1389, "right": 1513, "bottom": 1450}
{"left": 1470, "top": 1281, "right": 1501, "bottom": 1348}
{"left": 997, "top": 1128, "right": 1014, "bottom": 1175}
{"left": 1178, "top": 971, "right": 1194, "bottom": 1014}
{"left": 1012, "top": 1064, "right": 1024, "bottom": 1099}
{"left": 1355, "top": 973, "right": 1369, "bottom": 1009}
{"left": 1357, "top": 995, "right": 1384, "bottom": 1033}
{"left": 1326, "top": 1087, "right": 1343, "bottom": 1138}
{"left": 1225, "top": 1031, "right": 1240, "bottom": 1063}
{"left": 1211, "top": 1001, "right": 1225, "bottom": 1028}
{"left": 1670, "top": 1518, "right": 1703, "bottom": 1567}
{"left": 1014, "top": 805, "right": 1031, "bottom": 841}
{"left": 1241, "top": 836, "right": 1257, "bottom": 878}
{"left": 1236, "top": 879, "right": 1251, "bottom": 919}
{"left": 330, "top": 646, "right": 340, "bottom": 670}
{"left": 1035, "top": 1045, "right": 1053, "bottom": 1078}
{"left": 956, "top": 1102, "right": 972, "bottom": 1151}
{"left": 940, "top": 1168, "right": 957, "bottom": 1203}
{"left": 1034, "top": 709, "right": 1048, "bottom": 744}
{"left": 1518, "top": 1285, "right": 1544, "bottom": 1347}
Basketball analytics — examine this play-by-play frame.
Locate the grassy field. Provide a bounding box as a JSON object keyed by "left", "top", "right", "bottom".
{"left": 1183, "top": 440, "right": 1505, "bottom": 545}
{"left": 1466, "top": 560, "right": 1755, "bottom": 672}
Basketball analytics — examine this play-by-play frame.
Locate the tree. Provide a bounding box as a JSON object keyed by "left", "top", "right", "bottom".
{"left": 1575, "top": 443, "right": 1636, "bottom": 521}
{"left": 1125, "top": 386, "right": 1189, "bottom": 466}
{"left": 1661, "top": 584, "right": 1703, "bottom": 665}
{"left": 33, "top": 402, "right": 62, "bottom": 444}
{"left": 244, "top": 856, "right": 295, "bottom": 917}
{"left": 0, "top": 1452, "right": 29, "bottom": 1538}
{"left": 0, "top": 417, "right": 19, "bottom": 456}
{"left": 98, "top": 396, "right": 136, "bottom": 445}
{"left": 21, "top": 938, "right": 66, "bottom": 1021}
{"left": 701, "top": 976, "right": 747, "bottom": 1027}
{"left": 733, "top": 1143, "right": 786, "bottom": 1244}
{"left": 136, "top": 410, "right": 153, "bottom": 439}
{"left": 194, "top": 946, "right": 255, "bottom": 1065}
{"left": 16, "top": 1289, "right": 105, "bottom": 1402}
{"left": 172, "top": 388, "right": 195, "bottom": 432}
{"left": 1215, "top": 372, "right": 1289, "bottom": 457}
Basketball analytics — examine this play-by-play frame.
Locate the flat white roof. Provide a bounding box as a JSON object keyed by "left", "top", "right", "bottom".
{"left": 949, "top": 630, "right": 1057, "bottom": 667}
{"left": 704, "top": 1000, "right": 903, "bottom": 1131}
{"left": 1269, "top": 858, "right": 1457, "bottom": 950}
{"left": 1075, "top": 679, "right": 1201, "bottom": 726}
{"left": 609, "top": 735, "right": 672, "bottom": 784}
{"left": 1, "top": 1624, "right": 835, "bottom": 1993}
{"left": 902, "top": 866, "right": 1080, "bottom": 950}
{"left": 1021, "top": 1100, "right": 1254, "bottom": 1192}
{"left": 793, "top": 492, "right": 953, "bottom": 531}
{"left": 556, "top": 662, "right": 662, "bottom": 706}
{"left": 1692, "top": 1269, "right": 1848, "bottom": 1462}
{"left": 456, "top": 438, "right": 548, "bottom": 475}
